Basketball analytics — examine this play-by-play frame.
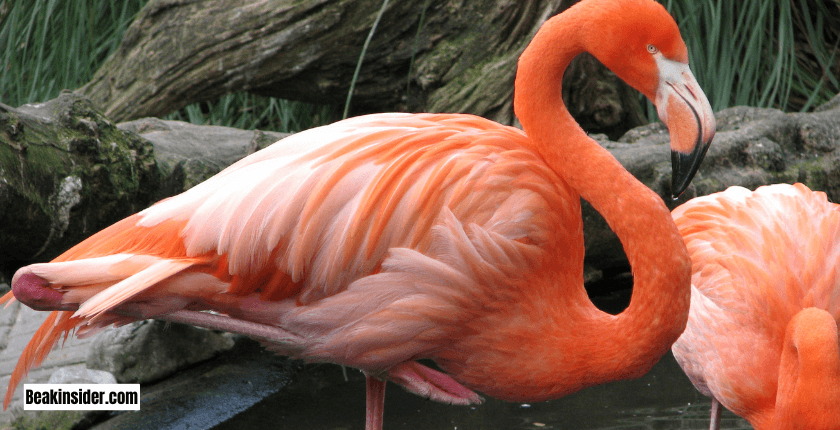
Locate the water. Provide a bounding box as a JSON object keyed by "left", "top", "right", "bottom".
{"left": 212, "top": 351, "right": 751, "bottom": 430}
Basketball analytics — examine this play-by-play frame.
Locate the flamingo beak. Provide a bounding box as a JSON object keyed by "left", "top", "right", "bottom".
{"left": 654, "top": 58, "right": 715, "bottom": 198}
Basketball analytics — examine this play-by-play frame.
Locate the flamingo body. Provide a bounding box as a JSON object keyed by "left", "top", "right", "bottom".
{"left": 672, "top": 183, "right": 840, "bottom": 430}
{"left": 4, "top": 0, "right": 716, "bottom": 428}
{"left": 10, "top": 113, "right": 579, "bottom": 401}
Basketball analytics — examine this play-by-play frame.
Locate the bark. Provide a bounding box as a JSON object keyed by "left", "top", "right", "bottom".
{"left": 77, "top": 0, "right": 645, "bottom": 135}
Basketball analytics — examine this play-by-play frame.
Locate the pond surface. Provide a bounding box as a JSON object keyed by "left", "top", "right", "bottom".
{"left": 211, "top": 350, "right": 751, "bottom": 430}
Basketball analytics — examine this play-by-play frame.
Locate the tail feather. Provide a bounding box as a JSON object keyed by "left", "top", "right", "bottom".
{"left": 27, "top": 254, "right": 139, "bottom": 286}
{"left": 74, "top": 259, "right": 195, "bottom": 320}
{"left": 3, "top": 310, "right": 83, "bottom": 409}
{"left": 3, "top": 206, "right": 217, "bottom": 410}
{"left": 1, "top": 291, "right": 15, "bottom": 307}
{"left": 4, "top": 256, "right": 198, "bottom": 410}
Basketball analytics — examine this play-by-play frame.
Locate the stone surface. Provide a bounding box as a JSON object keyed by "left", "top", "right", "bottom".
{"left": 581, "top": 99, "right": 840, "bottom": 271}
{"left": 117, "top": 118, "right": 288, "bottom": 200}
{"left": 86, "top": 320, "right": 236, "bottom": 384}
{"left": 88, "top": 338, "right": 296, "bottom": 430}
{"left": 0, "top": 98, "right": 289, "bottom": 281}
{"left": 0, "top": 93, "right": 158, "bottom": 272}
{"left": 0, "top": 296, "right": 99, "bottom": 426}
{"left": 47, "top": 368, "right": 117, "bottom": 385}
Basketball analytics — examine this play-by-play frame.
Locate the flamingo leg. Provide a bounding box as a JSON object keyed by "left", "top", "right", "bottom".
{"left": 365, "top": 376, "right": 386, "bottom": 430}
{"left": 386, "top": 361, "right": 482, "bottom": 404}
{"left": 709, "top": 397, "right": 721, "bottom": 430}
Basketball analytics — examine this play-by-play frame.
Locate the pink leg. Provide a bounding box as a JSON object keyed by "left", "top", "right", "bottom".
{"left": 387, "top": 361, "right": 482, "bottom": 405}
{"left": 365, "top": 376, "right": 386, "bottom": 430}
{"left": 709, "top": 397, "right": 721, "bottom": 430}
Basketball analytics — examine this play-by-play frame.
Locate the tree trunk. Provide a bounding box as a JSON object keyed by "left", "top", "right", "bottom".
{"left": 77, "top": 0, "right": 645, "bottom": 135}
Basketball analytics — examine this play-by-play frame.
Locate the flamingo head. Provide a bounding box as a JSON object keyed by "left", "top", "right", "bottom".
{"left": 581, "top": 0, "right": 716, "bottom": 198}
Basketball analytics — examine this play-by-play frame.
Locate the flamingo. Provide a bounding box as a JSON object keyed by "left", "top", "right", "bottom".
{"left": 671, "top": 183, "right": 840, "bottom": 430}
{"left": 3, "top": 0, "right": 715, "bottom": 428}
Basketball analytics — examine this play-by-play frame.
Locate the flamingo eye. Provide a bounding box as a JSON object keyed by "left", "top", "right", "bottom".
{"left": 647, "top": 44, "right": 659, "bottom": 54}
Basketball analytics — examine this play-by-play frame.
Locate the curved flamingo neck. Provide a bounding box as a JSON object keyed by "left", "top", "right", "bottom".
{"left": 514, "top": 7, "right": 691, "bottom": 380}
{"left": 770, "top": 308, "right": 840, "bottom": 429}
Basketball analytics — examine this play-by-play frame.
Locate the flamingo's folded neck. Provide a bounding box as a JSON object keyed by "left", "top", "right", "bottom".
{"left": 771, "top": 307, "right": 840, "bottom": 429}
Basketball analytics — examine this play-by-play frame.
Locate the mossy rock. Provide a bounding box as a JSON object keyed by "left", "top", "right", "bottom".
{"left": 8, "top": 409, "right": 106, "bottom": 430}
{"left": 0, "top": 92, "right": 158, "bottom": 275}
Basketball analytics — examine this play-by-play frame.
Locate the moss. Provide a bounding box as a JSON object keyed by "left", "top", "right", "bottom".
{"left": 789, "top": 155, "right": 840, "bottom": 202}
{"left": 0, "top": 92, "right": 159, "bottom": 265}
{"left": 10, "top": 410, "right": 104, "bottom": 430}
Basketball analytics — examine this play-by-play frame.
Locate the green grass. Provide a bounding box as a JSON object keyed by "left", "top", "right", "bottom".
{"left": 1, "top": 0, "right": 837, "bottom": 130}
{"left": 0, "top": 0, "right": 330, "bottom": 133}
{"left": 163, "top": 92, "right": 334, "bottom": 134}
{"left": 0, "top": 0, "right": 145, "bottom": 107}
{"left": 661, "top": 0, "right": 839, "bottom": 114}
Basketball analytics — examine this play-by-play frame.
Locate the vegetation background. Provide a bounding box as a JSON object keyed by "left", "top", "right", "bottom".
{"left": 1, "top": 0, "right": 838, "bottom": 133}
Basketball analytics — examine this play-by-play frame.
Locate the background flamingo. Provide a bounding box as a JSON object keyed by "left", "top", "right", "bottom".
{"left": 3, "top": 0, "right": 715, "bottom": 428}
{"left": 671, "top": 183, "right": 840, "bottom": 430}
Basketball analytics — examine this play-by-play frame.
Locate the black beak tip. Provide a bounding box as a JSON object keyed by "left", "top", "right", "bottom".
{"left": 670, "top": 141, "right": 710, "bottom": 199}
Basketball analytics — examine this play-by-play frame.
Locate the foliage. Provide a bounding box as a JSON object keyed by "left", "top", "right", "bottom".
{"left": 0, "top": 0, "right": 330, "bottom": 133}
{"left": 1, "top": 0, "right": 837, "bottom": 130}
{"left": 662, "top": 0, "right": 839, "bottom": 114}
{"left": 163, "top": 92, "right": 334, "bottom": 134}
{"left": 0, "top": 0, "right": 144, "bottom": 107}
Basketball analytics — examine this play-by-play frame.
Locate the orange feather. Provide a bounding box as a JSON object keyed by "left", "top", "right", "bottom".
{"left": 5, "top": 1, "right": 715, "bottom": 429}
{"left": 672, "top": 183, "right": 840, "bottom": 430}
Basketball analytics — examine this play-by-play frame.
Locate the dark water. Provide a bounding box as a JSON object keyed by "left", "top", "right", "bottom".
{"left": 211, "top": 351, "right": 751, "bottom": 430}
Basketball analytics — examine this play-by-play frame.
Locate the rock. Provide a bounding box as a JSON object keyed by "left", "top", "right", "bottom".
{"left": 0, "top": 92, "right": 158, "bottom": 272}
{"left": 582, "top": 99, "right": 840, "bottom": 271}
{"left": 7, "top": 409, "right": 104, "bottom": 430}
{"left": 48, "top": 367, "right": 117, "bottom": 385}
{"left": 7, "top": 368, "right": 122, "bottom": 430}
{"left": 86, "top": 320, "right": 235, "bottom": 384}
{"left": 117, "top": 118, "right": 288, "bottom": 199}
{"left": 88, "top": 338, "right": 297, "bottom": 430}
{"left": 815, "top": 92, "right": 840, "bottom": 113}
{"left": 0, "top": 94, "right": 291, "bottom": 280}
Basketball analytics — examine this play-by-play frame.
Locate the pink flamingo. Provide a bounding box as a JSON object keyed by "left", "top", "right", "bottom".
{"left": 672, "top": 183, "right": 840, "bottom": 430}
{"left": 4, "top": 0, "right": 714, "bottom": 428}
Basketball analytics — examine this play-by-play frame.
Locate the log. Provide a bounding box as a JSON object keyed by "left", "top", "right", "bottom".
{"left": 77, "top": 0, "right": 645, "bottom": 136}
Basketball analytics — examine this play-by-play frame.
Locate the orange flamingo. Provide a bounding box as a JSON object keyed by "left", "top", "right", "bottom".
{"left": 671, "top": 183, "right": 840, "bottom": 430}
{"left": 3, "top": 0, "right": 714, "bottom": 428}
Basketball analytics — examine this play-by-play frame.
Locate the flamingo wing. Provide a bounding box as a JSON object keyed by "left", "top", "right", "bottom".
{"left": 671, "top": 183, "right": 840, "bottom": 421}
{"left": 5, "top": 112, "right": 580, "bottom": 405}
